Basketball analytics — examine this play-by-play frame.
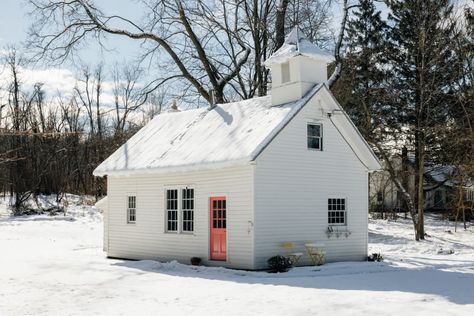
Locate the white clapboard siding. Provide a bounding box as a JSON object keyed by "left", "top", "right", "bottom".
{"left": 106, "top": 165, "right": 254, "bottom": 269}
{"left": 104, "top": 205, "right": 108, "bottom": 252}
{"left": 253, "top": 91, "right": 369, "bottom": 269}
{"left": 94, "top": 197, "right": 109, "bottom": 252}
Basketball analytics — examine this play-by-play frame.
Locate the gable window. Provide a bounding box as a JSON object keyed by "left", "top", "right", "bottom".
{"left": 166, "top": 187, "right": 194, "bottom": 233}
{"left": 307, "top": 124, "right": 322, "bottom": 150}
{"left": 328, "top": 198, "right": 346, "bottom": 225}
{"left": 127, "top": 195, "right": 136, "bottom": 223}
{"left": 166, "top": 189, "right": 178, "bottom": 232}
{"left": 281, "top": 62, "right": 290, "bottom": 83}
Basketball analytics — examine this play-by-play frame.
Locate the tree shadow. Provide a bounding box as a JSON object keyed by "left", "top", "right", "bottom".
{"left": 214, "top": 106, "right": 233, "bottom": 125}
{"left": 112, "top": 258, "right": 474, "bottom": 305}
{"left": 369, "top": 231, "right": 412, "bottom": 245}
{"left": 0, "top": 215, "right": 75, "bottom": 223}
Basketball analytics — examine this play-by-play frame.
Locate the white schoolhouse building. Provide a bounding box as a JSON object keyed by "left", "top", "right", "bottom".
{"left": 94, "top": 28, "right": 381, "bottom": 269}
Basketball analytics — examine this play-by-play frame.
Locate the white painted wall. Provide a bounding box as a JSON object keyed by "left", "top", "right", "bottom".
{"left": 103, "top": 201, "right": 109, "bottom": 252}
{"left": 297, "top": 56, "right": 328, "bottom": 84}
{"left": 271, "top": 56, "right": 329, "bottom": 106}
{"left": 95, "top": 197, "right": 109, "bottom": 252}
{"left": 106, "top": 165, "right": 255, "bottom": 269}
{"left": 254, "top": 91, "right": 369, "bottom": 269}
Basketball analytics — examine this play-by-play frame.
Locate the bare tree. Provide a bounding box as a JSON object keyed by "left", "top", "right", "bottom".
{"left": 327, "top": 0, "right": 352, "bottom": 88}
{"left": 27, "top": 0, "right": 253, "bottom": 104}
{"left": 27, "top": 0, "right": 337, "bottom": 104}
{"left": 112, "top": 63, "right": 146, "bottom": 136}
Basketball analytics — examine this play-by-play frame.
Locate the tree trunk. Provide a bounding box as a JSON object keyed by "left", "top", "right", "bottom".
{"left": 327, "top": 0, "right": 349, "bottom": 88}
{"left": 274, "top": 0, "right": 290, "bottom": 51}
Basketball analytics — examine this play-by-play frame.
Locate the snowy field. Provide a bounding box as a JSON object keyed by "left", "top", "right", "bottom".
{"left": 0, "top": 197, "right": 473, "bottom": 316}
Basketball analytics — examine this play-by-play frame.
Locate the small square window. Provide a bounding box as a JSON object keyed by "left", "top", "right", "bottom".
{"left": 307, "top": 124, "right": 323, "bottom": 150}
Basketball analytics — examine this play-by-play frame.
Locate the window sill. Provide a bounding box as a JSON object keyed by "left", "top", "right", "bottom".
{"left": 165, "top": 231, "right": 196, "bottom": 236}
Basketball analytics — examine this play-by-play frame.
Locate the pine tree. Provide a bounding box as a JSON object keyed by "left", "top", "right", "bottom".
{"left": 332, "top": 0, "right": 388, "bottom": 143}
{"left": 386, "top": 0, "right": 462, "bottom": 240}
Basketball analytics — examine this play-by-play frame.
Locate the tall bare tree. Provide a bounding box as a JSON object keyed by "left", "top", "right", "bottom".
{"left": 27, "top": 0, "right": 253, "bottom": 104}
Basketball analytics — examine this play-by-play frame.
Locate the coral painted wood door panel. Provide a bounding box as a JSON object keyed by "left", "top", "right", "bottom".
{"left": 210, "top": 197, "right": 226, "bottom": 261}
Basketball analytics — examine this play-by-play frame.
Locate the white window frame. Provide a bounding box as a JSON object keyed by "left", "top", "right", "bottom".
{"left": 182, "top": 187, "right": 194, "bottom": 233}
{"left": 307, "top": 123, "right": 323, "bottom": 151}
{"left": 165, "top": 188, "right": 179, "bottom": 232}
{"left": 127, "top": 195, "right": 136, "bottom": 224}
{"left": 165, "top": 186, "right": 195, "bottom": 234}
{"left": 328, "top": 198, "right": 347, "bottom": 226}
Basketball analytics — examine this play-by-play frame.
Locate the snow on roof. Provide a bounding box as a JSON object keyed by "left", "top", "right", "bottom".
{"left": 406, "top": 154, "right": 472, "bottom": 188}
{"left": 427, "top": 165, "right": 455, "bottom": 185}
{"left": 94, "top": 196, "right": 108, "bottom": 210}
{"left": 265, "top": 27, "right": 335, "bottom": 66}
{"left": 93, "top": 84, "right": 325, "bottom": 176}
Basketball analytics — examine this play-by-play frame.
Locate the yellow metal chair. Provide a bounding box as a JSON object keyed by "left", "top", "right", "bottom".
{"left": 281, "top": 241, "right": 304, "bottom": 265}
{"left": 304, "top": 243, "right": 326, "bottom": 266}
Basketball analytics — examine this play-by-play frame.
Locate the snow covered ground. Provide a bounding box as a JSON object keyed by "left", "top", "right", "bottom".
{"left": 0, "top": 197, "right": 473, "bottom": 316}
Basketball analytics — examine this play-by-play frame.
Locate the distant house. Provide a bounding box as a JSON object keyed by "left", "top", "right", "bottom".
{"left": 370, "top": 151, "right": 474, "bottom": 213}
{"left": 93, "top": 28, "right": 381, "bottom": 270}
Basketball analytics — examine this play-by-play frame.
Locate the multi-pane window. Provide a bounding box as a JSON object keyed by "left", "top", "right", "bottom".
{"left": 328, "top": 198, "right": 346, "bottom": 225}
{"left": 127, "top": 196, "right": 136, "bottom": 223}
{"left": 166, "top": 187, "right": 194, "bottom": 233}
{"left": 307, "top": 124, "right": 322, "bottom": 150}
{"left": 182, "top": 188, "right": 194, "bottom": 232}
{"left": 212, "top": 199, "right": 226, "bottom": 229}
{"left": 166, "top": 189, "right": 178, "bottom": 232}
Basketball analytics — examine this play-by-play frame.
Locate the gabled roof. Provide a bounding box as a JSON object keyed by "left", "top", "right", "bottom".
{"left": 93, "top": 84, "right": 381, "bottom": 177}
{"left": 265, "top": 27, "right": 334, "bottom": 66}
{"left": 94, "top": 84, "right": 320, "bottom": 176}
{"left": 406, "top": 155, "right": 472, "bottom": 188}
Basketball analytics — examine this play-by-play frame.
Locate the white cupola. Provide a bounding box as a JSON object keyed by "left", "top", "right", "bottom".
{"left": 265, "top": 26, "right": 335, "bottom": 106}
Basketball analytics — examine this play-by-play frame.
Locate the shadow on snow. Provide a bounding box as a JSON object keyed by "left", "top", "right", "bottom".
{"left": 113, "top": 258, "right": 474, "bottom": 305}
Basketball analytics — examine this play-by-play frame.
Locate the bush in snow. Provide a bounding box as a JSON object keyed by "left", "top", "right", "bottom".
{"left": 367, "top": 253, "right": 384, "bottom": 262}
{"left": 190, "top": 257, "right": 202, "bottom": 266}
{"left": 267, "top": 255, "right": 293, "bottom": 273}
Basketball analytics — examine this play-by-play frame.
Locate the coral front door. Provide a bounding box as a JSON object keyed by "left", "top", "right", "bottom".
{"left": 210, "top": 196, "right": 226, "bottom": 261}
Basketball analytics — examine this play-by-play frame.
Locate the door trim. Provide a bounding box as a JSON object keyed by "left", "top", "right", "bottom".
{"left": 209, "top": 196, "right": 227, "bottom": 261}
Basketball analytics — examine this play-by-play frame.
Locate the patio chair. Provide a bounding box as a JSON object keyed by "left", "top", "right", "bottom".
{"left": 281, "top": 241, "right": 304, "bottom": 265}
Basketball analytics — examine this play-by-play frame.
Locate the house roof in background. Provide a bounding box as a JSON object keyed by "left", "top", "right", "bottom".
{"left": 407, "top": 155, "right": 472, "bottom": 188}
